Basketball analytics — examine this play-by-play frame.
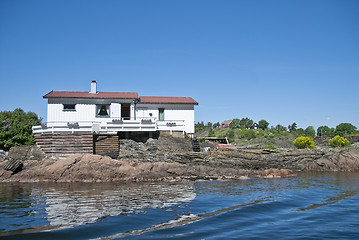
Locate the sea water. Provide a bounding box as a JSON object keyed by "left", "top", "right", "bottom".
{"left": 0, "top": 172, "right": 358, "bottom": 239}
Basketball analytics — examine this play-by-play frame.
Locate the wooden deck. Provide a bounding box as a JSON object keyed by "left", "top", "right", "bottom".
{"left": 35, "top": 133, "right": 93, "bottom": 158}
{"left": 93, "top": 135, "right": 119, "bottom": 159}
{"left": 35, "top": 133, "right": 119, "bottom": 158}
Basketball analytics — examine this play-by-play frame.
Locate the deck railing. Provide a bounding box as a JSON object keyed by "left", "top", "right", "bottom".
{"left": 32, "top": 119, "right": 185, "bottom": 134}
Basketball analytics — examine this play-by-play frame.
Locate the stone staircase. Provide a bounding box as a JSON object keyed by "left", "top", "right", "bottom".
{"left": 191, "top": 138, "right": 201, "bottom": 152}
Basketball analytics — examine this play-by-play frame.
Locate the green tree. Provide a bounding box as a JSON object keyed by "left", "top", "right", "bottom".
{"left": 304, "top": 126, "right": 316, "bottom": 138}
{"left": 195, "top": 121, "right": 205, "bottom": 132}
{"left": 288, "top": 122, "right": 297, "bottom": 132}
{"left": 335, "top": 123, "right": 357, "bottom": 136}
{"left": 239, "top": 117, "right": 254, "bottom": 129}
{"left": 296, "top": 128, "right": 305, "bottom": 136}
{"left": 0, "top": 108, "right": 41, "bottom": 150}
{"left": 231, "top": 119, "right": 240, "bottom": 129}
{"left": 275, "top": 124, "right": 287, "bottom": 132}
{"left": 258, "top": 120, "right": 269, "bottom": 130}
{"left": 317, "top": 126, "right": 335, "bottom": 136}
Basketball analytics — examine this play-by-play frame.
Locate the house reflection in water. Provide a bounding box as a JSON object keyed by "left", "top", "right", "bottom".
{"left": 30, "top": 182, "right": 196, "bottom": 229}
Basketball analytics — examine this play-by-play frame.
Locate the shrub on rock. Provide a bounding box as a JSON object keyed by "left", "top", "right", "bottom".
{"left": 293, "top": 136, "right": 316, "bottom": 149}
{"left": 329, "top": 135, "right": 351, "bottom": 148}
{"left": 0, "top": 108, "right": 41, "bottom": 150}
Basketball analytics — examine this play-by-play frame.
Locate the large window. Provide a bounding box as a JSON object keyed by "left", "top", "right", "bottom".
{"left": 63, "top": 104, "right": 76, "bottom": 111}
{"left": 97, "top": 104, "right": 110, "bottom": 117}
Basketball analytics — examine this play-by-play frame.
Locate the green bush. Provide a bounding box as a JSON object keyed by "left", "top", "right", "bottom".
{"left": 265, "top": 145, "right": 277, "bottom": 150}
{"left": 329, "top": 135, "right": 351, "bottom": 147}
{"left": 293, "top": 136, "right": 317, "bottom": 149}
{"left": 0, "top": 108, "right": 41, "bottom": 150}
{"left": 238, "top": 129, "right": 256, "bottom": 140}
{"left": 227, "top": 129, "right": 235, "bottom": 142}
{"left": 208, "top": 128, "right": 215, "bottom": 137}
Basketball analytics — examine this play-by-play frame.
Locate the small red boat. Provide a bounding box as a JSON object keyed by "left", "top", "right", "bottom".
{"left": 216, "top": 144, "right": 237, "bottom": 149}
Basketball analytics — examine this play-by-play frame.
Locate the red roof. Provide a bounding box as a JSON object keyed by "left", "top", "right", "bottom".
{"left": 43, "top": 91, "right": 139, "bottom": 99}
{"left": 43, "top": 91, "right": 198, "bottom": 104}
{"left": 140, "top": 96, "right": 198, "bottom": 105}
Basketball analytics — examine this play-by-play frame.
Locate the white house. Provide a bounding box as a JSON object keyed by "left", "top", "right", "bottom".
{"left": 32, "top": 81, "right": 198, "bottom": 136}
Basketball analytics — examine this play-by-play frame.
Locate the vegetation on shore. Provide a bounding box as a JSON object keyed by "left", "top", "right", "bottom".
{"left": 0, "top": 107, "right": 357, "bottom": 151}
{"left": 293, "top": 137, "right": 317, "bottom": 149}
{"left": 195, "top": 118, "right": 358, "bottom": 149}
{"left": 329, "top": 135, "right": 351, "bottom": 148}
{"left": 0, "top": 109, "right": 42, "bottom": 150}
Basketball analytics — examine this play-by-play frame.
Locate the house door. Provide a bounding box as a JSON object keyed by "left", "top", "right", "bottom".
{"left": 159, "top": 108, "right": 164, "bottom": 120}
{"left": 121, "top": 104, "right": 131, "bottom": 120}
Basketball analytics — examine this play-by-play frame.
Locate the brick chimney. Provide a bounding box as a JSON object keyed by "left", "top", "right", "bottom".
{"left": 90, "top": 80, "right": 97, "bottom": 94}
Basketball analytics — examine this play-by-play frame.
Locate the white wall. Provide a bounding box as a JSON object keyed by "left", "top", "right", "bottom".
{"left": 47, "top": 102, "right": 96, "bottom": 122}
{"left": 47, "top": 98, "right": 134, "bottom": 124}
{"left": 136, "top": 104, "right": 195, "bottom": 133}
{"left": 165, "top": 106, "right": 195, "bottom": 134}
{"left": 47, "top": 99, "right": 196, "bottom": 133}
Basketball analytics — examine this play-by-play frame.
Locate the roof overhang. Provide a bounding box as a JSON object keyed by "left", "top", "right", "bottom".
{"left": 43, "top": 91, "right": 139, "bottom": 99}
{"left": 139, "top": 96, "right": 198, "bottom": 105}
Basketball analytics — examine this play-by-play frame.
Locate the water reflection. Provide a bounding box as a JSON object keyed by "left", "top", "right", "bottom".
{"left": 1, "top": 172, "right": 359, "bottom": 238}
{"left": 1, "top": 182, "right": 196, "bottom": 233}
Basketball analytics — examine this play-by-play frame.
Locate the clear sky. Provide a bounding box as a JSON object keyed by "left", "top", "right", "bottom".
{"left": 1, "top": 0, "right": 358, "bottom": 130}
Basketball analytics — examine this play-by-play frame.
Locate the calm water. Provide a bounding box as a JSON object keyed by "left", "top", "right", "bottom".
{"left": 0, "top": 172, "right": 358, "bottom": 239}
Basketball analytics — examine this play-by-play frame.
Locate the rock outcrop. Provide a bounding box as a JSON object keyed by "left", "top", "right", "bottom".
{"left": 0, "top": 150, "right": 7, "bottom": 161}
{"left": 0, "top": 154, "right": 297, "bottom": 182}
{"left": 6, "top": 145, "right": 45, "bottom": 161}
{"left": 0, "top": 137, "right": 358, "bottom": 183}
{"left": 118, "top": 138, "right": 359, "bottom": 172}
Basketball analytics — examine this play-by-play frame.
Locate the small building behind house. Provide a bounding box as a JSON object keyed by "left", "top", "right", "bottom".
{"left": 221, "top": 120, "right": 233, "bottom": 128}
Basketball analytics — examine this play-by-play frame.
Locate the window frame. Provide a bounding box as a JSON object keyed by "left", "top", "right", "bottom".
{"left": 63, "top": 104, "right": 76, "bottom": 111}
{"left": 158, "top": 108, "right": 165, "bottom": 121}
{"left": 96, "top": 104, "right": 110, "bottom": 118}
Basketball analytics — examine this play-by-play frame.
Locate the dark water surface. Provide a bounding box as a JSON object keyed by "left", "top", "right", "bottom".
{"left": 0, "top": 172, "right": 358, "bottom": 239}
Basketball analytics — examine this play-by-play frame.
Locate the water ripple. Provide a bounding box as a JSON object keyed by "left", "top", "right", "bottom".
{"left": 1, "top": 172, "right": 359, "bottom": 239}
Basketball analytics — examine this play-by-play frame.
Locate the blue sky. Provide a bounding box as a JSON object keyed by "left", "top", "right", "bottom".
{"left": 1, "top": 0, "right": 358, "bottom": 130}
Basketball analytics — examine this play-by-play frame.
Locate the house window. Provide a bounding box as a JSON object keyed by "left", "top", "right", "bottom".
{"left": 97, "top": 105, "right": 110, "bottom": 117}
{"left": 63, "top": 104, "right": 76, "bottom": 111}
{"left": 159, "top": 108, "right": 164, "bottom": 120}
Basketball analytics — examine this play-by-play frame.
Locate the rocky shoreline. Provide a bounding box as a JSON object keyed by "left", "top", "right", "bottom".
{"left": 1, "top": 137, "right": 359, "bottom": 182}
